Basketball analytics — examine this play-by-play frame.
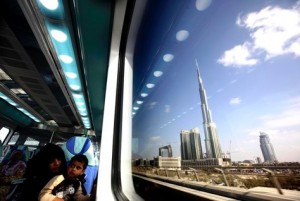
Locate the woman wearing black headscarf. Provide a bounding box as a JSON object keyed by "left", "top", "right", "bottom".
{"left": 20, "top": 143, "right": 67, "bottom": 201}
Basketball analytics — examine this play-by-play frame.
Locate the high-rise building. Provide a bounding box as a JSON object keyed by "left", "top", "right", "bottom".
{"left": 259, "top": 132, "right": 278, "bottom": 163}
{"left": 180, "top": 128, "right": 203, "bottom": 160}
{"left": 196, "top": 60, "right": 222, "bottom": 158}
{"left": 159, "top": 145, "right": 173, "bottom": 157}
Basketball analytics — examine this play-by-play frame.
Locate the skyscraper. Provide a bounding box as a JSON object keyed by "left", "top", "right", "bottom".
{"left": 180, "top": 128, "right": 203, "bottom": 160}
{"left": 259, "top": 132, "right": 278, "bottom": 163}
{"left": 196, "top": 60, "right": 222, "bottom": 158}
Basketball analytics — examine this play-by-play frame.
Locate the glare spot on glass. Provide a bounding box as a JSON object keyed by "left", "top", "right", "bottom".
{"left": 195, "top": 0, "right": 212, "bottom": 11}
{"left": 132, "top": 112, "right": 136, "bottom": 115}
{"left": 154, "top": 71, "right": 163, "bottom": 77}
{"left": 70, "top": 84, "right": 80, "bottom": 90}
{"left": 65, "top": 72, "right": 77, "bottom": 79}
{"left": 141, "top": 93, "right": 148, "bottom": 97}
{"left": 133, "top": 107, "right": 139, "bottom": 110}
{"left": 50, "top": 30, "right": 67, "bottom": 42}
{"left": 146, "top": 83, "right": 155, "bottom": 88}
{"left": 163, "top": 54, "right": 174, "bottom": 62}
{"left": 39, "top": 0, "right": 59, "bottom": 10}
{"left": 59, "top": 55, "right": 73, "bottom": 64}
{"left": 137, "top": 101, "right": 143, "bottom": 104}
{"left": 176, "top": 30, "right": 189, "bottom": 41}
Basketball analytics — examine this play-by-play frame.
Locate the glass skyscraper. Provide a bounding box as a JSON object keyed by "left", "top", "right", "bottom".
{"left": 259, "top": 132, "right": 278, "bottom": 163}
{"left": 196, "top": 61, "right": 222, "bottom": 158}
{"left": 180, "top": 128, "right": 203, "bottom": 160}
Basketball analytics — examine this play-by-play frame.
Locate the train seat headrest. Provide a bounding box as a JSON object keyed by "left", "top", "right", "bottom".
{"left": 62, "top": 136, "right": 97, "bottom": 166}
{"left": 61, "top": 136, "right": 98, "bottom": 194}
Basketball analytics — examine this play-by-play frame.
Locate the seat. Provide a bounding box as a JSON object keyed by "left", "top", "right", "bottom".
{"left": 61, "top": 136, "right": 98, "bottom": 194}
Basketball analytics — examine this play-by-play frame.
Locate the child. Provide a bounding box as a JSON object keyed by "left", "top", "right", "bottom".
{"left": 39, "top": 154, "right": 90, "bottom": 201}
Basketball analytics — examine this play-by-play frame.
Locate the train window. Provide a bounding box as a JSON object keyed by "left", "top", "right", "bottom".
{"left": 7, "top": 133, "right": 19, "bottom": 146}
{"left": 0, "top": 127, "right": 9, "bottom": 142}
{"left": 129, "top": 0, "right": 300, "bottom": 200}
{"left": 24, "top": 137, "right": 39, "bottom": 147}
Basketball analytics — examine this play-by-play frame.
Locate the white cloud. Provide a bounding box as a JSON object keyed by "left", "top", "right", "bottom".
{"left": 164, "top": 105, "right": 171, "bottom": 113}
{"left": 216, "top": 88, "right": 224, "bottom": 93}
{"left": 218, "top": 3, "right": 300, "bottom": 67}
{"left": 230, "top": 79, "right": 237, "bottom": 84}
{"left": 150, "top": 136, "right": 161, "bottom": 141}
{"left": 218, "top": 42, "right": 258, "bottom": 67}
{"left": 229, "top": 97, "right": 241, "bottom": 105}
{"left": 257, "top": 96, "right": 300, "bottom": 129}
{"left": 259, "top": 109, "right": 300, "bottom": 129}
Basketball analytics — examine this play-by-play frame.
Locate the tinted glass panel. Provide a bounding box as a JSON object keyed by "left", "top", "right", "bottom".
{"left": 132, "top": 0, "right": 300, "bottom": 197}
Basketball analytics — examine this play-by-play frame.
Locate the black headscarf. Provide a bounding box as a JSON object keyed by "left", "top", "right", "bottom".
{"left": 20, "top": 143, "right": 67, "bottom": 201}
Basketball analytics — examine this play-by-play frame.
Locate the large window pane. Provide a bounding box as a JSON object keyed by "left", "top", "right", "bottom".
{"left": 131, "top": 0, "right": 300, "bottom": 196}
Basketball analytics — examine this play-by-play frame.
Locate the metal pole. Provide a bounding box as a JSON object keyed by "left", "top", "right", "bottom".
{"left": 176, "top": 169, "right": 181, "bottom": 179}
{"left": 215, "top": 168, "right": 229, "bottom": 186}
{"left": 262, "top": 168, "right": 283, "bottom": 195}
{"left": 165, "top": 169, "right": 168, "bottom": 177}
{"left": 189, "top": 168, "right": 200, "bottom": 182}
{"left": 49, "top": 131, "right": 55, "bottom": 143}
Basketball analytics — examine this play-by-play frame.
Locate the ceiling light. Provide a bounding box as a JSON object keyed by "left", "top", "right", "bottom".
{"left": 39, "top": 0, "right": 59, "bottom": 10}
{"left": 154, "top": 71, "right": 163, "bottom": 77}
{"left": 50, "top": 29, "right": 67, "bottom": 42}
{"left": 65, "top": 72, "right": 77, "bottom": 79}
{"left": 141, "top": 93, "right": 148, "bottom": 97}
{"left": 137, "top": 101, "right": 143, "bottom": 104}
{"left": 70, "top": 84, "right": 80, "bottom": 91}
{"left": 59, "top": 55, "right": 73, "bottom": 64}
{"left": 163, "top": 54, "right": 174, "bottom": 62}
{"left": 146, "top": 83, "right": 155, "bottom": 88}
{"left": 176, "top": 30, "right": 189, "bottom": 41}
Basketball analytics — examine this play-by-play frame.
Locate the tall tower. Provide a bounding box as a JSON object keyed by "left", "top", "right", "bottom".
{"left": 180, "top": 128, "right": 203, "bottom": 160}
{"left": 196, "top": 60, "right": 222, "bottom": 158}
{"left": 259, "top": 132, "right": 278, "bottom": 163}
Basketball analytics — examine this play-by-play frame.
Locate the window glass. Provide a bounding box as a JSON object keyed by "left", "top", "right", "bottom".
{"left": 24, "top": 137, "right": 40, "bottom": 146}
{"left": 0, "top": 127, "right": 9, "bottom": 142}
{"left": 132, "top": 0, "right": 300, "bottom": 195}
{"left": 8, "top": 133, "right": 19, "bottom": 145}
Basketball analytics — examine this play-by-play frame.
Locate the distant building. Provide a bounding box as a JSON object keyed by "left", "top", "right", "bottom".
{"left": 196, "top": 63, "right": 222, "bottom": 158}
{"left": 181, "top": 158, "right": 230, "bottom": 169}
{"left": 154, "top": 156, "right": 181, "bottom": 169}
{"left": 159, "top": 145, "right": 172, "bottom": 157}
{"left": 259, "top": 132, "right": 278, "bottom": 163}
{"left": 180, "top": 127, "right": 203, "bottom": 160}
{"left": 256, "top": 157, "right": 262, "bottom": 164}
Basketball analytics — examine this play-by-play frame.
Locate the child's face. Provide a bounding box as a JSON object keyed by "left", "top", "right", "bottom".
{"left": 67, "top": 160, "right": 85, "bottom": 179}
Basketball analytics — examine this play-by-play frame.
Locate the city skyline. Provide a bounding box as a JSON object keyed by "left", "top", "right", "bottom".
{"left": 132, "top": 0, "right": 300, "bottom": 162}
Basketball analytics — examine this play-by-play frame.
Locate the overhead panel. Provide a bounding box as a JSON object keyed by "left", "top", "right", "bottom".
{"left": 0, "top": 18, "right": 72, "bottom": 126}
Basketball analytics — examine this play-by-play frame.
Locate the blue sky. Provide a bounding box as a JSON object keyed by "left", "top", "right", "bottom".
{"left": 132, "top": 0, "right": 300, "bottom": 162}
